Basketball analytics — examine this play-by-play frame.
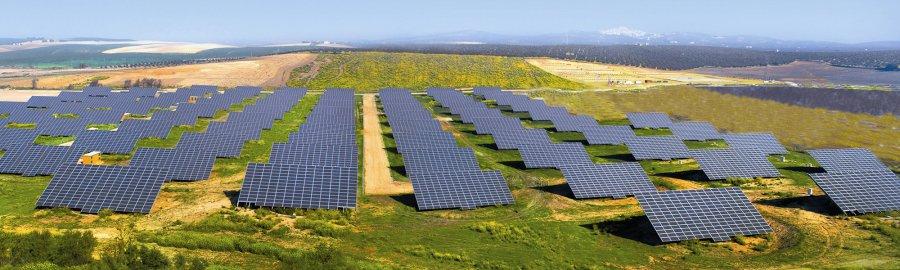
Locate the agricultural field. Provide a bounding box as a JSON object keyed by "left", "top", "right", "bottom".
{"left": 0, "top": 53, "right": 316, "bottom": 89}
{"left": 290, "top": 52, "right": 588, "bottom": 92}
{"left": 527, "top": 58, "right": 762, "bottom": 90}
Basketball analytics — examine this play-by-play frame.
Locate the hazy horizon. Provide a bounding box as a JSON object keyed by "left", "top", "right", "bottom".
{"left": 1, "top": 0, "right": 898, "bottom": 44}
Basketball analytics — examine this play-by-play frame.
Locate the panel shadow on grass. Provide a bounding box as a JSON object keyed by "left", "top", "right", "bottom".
{"left": 756, "top": 195, "right": 843, "bottom": 216}
{"left": 477, "top": 143, "right": 500, "bottom": 151}
{"left": 390, "top": 193, "right": 418, "bottom": 209}
{"left": 533, "top": 183, "right": 575, "bottom": 199}
{"left": 581, "top": 215, "right": 662, "bottom": 245}
{"left": 596, "top": 153, "right": 637, "bottom": 162}
{"left": 224, "top": 190, "right": 240, "bottom": 206}
{"left": 780, "top": 166, "right": 826, "bottom": 174}
{"left": 654, "top": 170, "right": 708, "bottom": 181}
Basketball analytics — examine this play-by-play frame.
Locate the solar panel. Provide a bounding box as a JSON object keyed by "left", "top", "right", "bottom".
{"left": 690, "top": 148, "right": 781, "bottom": 180}
{"left": 71, "top": 130, "right": 139, "bottom": 154}
{"left": 393, "top": 132, "right": 458, "bottom": 153}
{"left": 470, "top": 117, "right": 525, "bottom": 135}
{"left": 130, "top": 148, "right": 216, "bottom": 181}
{"left": 807, "top": 148, "right": 890, "bottom": 173}
{"left": 36, "top": 164, "right": 167, "bottom": 214}
{"left": 517, "top": 143, "right": 593, "bottom": 168}
{"left": 581, "top": 125, "right": 636, "bottom": 145}
{"left": 269, "top": 144, "right": 358, "bottom": 168}
{"left": 635, "top": 187, "right": 772, "bottom": 242}
{"left": 411, "top": 170, "right": 514, "bottom": 210}
{"left": 402, "top": 147, "right": 481, "bottom": 178}
{"left": 722, "top": 133, "right": 788, "bottom": 155}
{"left": 559, "top": 162, "right": 656, "bottom": 199}
{"left": 627, "top": 112, "right": 673, "bottom": 129}
{"left": 809, "top": 170, "right": 900, "bottom": 215}
{"left": 670, "top": 122, "right": 723, "bottom": 141}
{"left": 549, "top": 115, "right": 600, "bottom": 132}
{"left": 625, "top": 136, "right": 691, "bottom": 160}
{"left": 237, "top": 163, "right": 357, "bottom": 209}
{"left": 490, "top": 129, "right": 552, "bottom": 150}
{"left": 0, "top": 145, "right": 77, "bottom": 176}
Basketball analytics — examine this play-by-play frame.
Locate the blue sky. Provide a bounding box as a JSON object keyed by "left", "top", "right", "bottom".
{"left": 1, "top": 0, "right": 897, "bottom": 44}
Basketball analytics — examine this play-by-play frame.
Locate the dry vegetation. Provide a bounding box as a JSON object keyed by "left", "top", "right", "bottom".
{"left": 0, "top": 53, "right": 316, "bottom": 89}
{"left": 527, "top": 58, "right": 762, "bottom": 90}
{"left": 531, "top": 85, "right": 900, "bottom": 166}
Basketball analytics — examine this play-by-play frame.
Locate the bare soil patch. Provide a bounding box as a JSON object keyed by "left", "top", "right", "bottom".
{"left": 0, "top": 53, "right": 317, "bottom": 89}
{"left": 362, "top": 94, "right": 413, "bottom": 195}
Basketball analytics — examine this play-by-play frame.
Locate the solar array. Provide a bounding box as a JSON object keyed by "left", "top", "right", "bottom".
{"left": 382, "top": 88, "right": 513, "bottom": 210}
{"left": 722, "top": 133, "right": 788, "bottom": 155}
{"left": 36, "top": 164, "right": 168, "bottom": 214}
{"left": 471, "top": 87, "right": 656, "bottom": 199}
{"left": 0, "top": 86, "right": 309, "bottom": 214}
{"left": 670, "top": 121, "right": 723, "bottom": 141}
{"left": 559, "top": 162, "right": 656, "bottom": 199}
{"left": 690, "top": 148, "right": 781, "bottom": 180}
{"left": 806, "top": 148, "right": 899, "bottom": 214}
{"left": 809, "top": 170, "right": 900, "bottom": 215}
{"left": 627, "top": 112, "right": 674, "bottom": 129}
{"left": 625, "top": 136, "right": 691, "bottom": 160}
{"left": 517, "top": 143, "right": 593, "bottom": 168}
{"left": 0, "top": 85, "right": 262, "bottom": 179}
{"left": 635, "top": 187, "right": 772, "bottom": 242}
{"left": 807, "top": 148, "right": 890, "bottom": 173}
{"left": 238, "top": 89, "right": 358, "bottom": 210}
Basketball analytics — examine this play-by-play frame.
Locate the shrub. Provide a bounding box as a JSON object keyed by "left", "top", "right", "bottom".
{"left": 92, "top": 244, "right": 169, "bottom": 270}
{"left": 0, "top": 230, "right": 96, "bottom": 267}
{"left": 294, "top": 219, "right": 351, "bottom": 237}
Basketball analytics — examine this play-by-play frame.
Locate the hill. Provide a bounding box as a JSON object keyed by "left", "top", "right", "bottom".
{"left": 361, "top": 44, "right": 900, "bottom": 70}
{"left": 288, "top": 52, "right": 587, "bottom": 92}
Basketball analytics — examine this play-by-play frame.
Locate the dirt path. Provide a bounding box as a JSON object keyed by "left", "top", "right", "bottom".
{"left": 261, "top": 54, "right": 318, "bottom": 87}
{"left": 362, "top": 94, "right": 413, "bottom": 195}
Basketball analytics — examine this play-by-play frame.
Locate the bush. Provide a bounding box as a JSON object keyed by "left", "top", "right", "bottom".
{"left": 294, "top": 219, "right": 351, "bottom": 237}
{"left": 0, "top": 230, "right": 96, "bottom": 267}
{"left": 92, "top": 243, "right": 169, "bottom": 270}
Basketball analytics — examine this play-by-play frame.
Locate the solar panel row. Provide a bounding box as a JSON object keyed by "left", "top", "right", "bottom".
{"left": 806, "top": 148, "right": 899, "bottom": 214}
{"left": 476, "top": 88, "right": 774, "bottom": 243}
{"left": 28, "top": 86, "right": 283, "bottom": 214}
{"left": 470, "top": 88, "right": 653, "bottom": 199}
{"left": 383, "top": 88, "right": 513, "bottom": 210}
{"left": 238, "top": 88, "right": 358, "bottom": 210}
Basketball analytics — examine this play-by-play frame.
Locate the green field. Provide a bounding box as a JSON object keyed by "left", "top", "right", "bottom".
{"left": 1, "top": 86, "right": 899, "bottom": 269}
{"left": 288, "top": 52, "right": 587, "bottom": 92}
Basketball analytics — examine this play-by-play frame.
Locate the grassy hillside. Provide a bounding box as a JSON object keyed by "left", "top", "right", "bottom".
{"left": 289, "top": 52, "right": 587, "bottom": 92}
{"left": 532, "top": 86, "right": 900, "bottom": 167}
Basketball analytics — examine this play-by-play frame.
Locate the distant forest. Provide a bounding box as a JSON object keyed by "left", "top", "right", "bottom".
{"left": 356, "top": 44, "right": 900, "bottom": 70}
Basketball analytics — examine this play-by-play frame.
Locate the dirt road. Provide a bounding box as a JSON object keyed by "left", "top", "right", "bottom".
{"left": 362, "top": 94, "right": 413, "bottom": 195}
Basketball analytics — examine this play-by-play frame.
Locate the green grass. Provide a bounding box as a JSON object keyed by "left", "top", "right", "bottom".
{"left": 0, "top": 175, "right": 51, "bottom": 216}
{"left": 684, "top": 139, "right": 730, "bottom": 149}
{"left": 5, "top": 122, "right": 36, "bottom": 129}
{"left": 52, "top": 113, "right": 80, "bottom": 119}
{"left": 290, "top": 52, "right": 587, "bottom": 92}
{"left": 33, "top": 135, "right": 76, "bottom": 146}
{"left": 86, "top": 123, "right": 118, "bottom": 131}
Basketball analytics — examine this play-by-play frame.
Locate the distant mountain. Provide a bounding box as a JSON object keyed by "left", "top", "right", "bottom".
{"left": 365, "top": 27, "right": 900, "bottom": 52}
